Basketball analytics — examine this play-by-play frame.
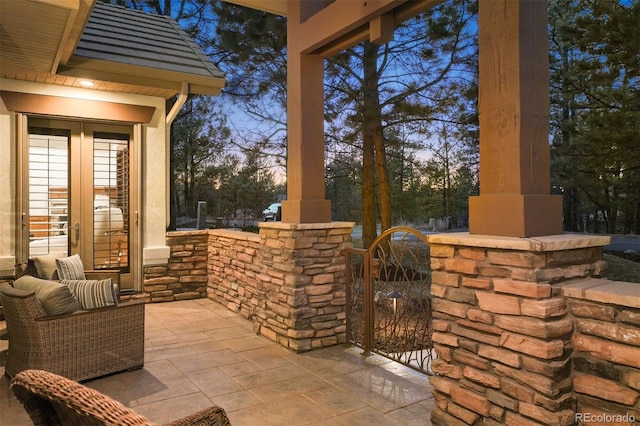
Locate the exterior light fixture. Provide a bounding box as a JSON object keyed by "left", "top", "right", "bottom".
{"left": 79, "top": 80, "right": 95, "bottom": 88}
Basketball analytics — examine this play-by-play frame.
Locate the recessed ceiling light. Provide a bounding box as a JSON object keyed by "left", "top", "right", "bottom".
{"left": 79, "top": 80, "right": 95, "bottom": 88}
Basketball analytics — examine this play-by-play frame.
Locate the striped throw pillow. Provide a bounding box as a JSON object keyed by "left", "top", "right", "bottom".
{"left": 55, "top": 254, "right": 86, "bottom": 280}
{"left": 62, "top": 278, "right": 118, "bottom": 310}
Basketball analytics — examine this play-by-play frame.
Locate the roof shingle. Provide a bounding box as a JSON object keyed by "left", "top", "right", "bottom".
{"left": 74, "top": 2, "right": 224, "bottom": 80}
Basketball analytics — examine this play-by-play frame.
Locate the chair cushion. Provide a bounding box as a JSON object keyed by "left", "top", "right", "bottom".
{"left": 62, "top": 279, "right": 118, "bottom": 310}
{"left": 32, "top": 253, "right": 66, "bottom": 280}
{"left": 13, "top": 275, "right": 82, "bottom": 315}
{"left": 55, "top": 254, "right": 86, "bottom": 280}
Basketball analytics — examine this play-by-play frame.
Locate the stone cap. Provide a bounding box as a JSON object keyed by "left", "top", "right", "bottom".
{"left": 259, "top": 222, "right": 356, "bottom": 230}
{"left": 560, "top": 278, "right": 640, "bottom": 309}
{"left": 427, "top": 233, "right": 611, "bottom": 252}
{"left": 209, "top": 229, "right": 261, "bottom": 242}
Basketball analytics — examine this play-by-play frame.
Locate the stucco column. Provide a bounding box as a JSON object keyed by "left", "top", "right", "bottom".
{"left": 282, "top": 0, "right": 331, "bottom": 223}
{"left": 469, "top": 0, "right": 563, "bottom": 237}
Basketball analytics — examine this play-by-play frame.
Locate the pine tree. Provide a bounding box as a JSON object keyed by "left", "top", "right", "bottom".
{"left": 549, "top": 0, "right": 640, "bottom": 233}
{"left": 325, "top": 0, "right": 477, "bottom": 246}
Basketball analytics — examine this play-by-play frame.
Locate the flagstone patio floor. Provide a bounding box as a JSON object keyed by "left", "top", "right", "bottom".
{"left": 0, "top": 298, "right": 434, "bottom": 425}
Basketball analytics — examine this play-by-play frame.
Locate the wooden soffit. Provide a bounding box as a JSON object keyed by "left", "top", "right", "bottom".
{"left": 1, "top": 0, "right": 225, "bottom": 99}
{"left": 0, "top": 0, "right": 93, "bottom": 76}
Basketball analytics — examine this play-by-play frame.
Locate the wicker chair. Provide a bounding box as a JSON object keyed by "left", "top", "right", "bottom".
{"left": 0, "top": 283, "right": 145, "bottom": 382}
{"left": 11, "top": 369, "right": 231, "bottom": 426}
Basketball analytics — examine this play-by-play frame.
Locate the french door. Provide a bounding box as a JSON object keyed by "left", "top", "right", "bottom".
{"left": 23, "top": 118, "right": 139, "bottom": 291}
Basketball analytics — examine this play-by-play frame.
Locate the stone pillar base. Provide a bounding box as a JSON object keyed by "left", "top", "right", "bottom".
{"left": 427, "top": 232, "right": 610, "bottom": 426}
{"left": 257, "top": 221, "right": 355, "bottom": 352}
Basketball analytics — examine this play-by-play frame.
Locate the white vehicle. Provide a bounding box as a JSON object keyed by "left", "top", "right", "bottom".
{"left": 262, "top": 203, "right": 281, "bottom": 221}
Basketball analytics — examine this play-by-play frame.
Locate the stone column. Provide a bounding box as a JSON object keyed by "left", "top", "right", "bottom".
{"left": 257, "top": 221, "right": 355, "bottom": 352}
{"left": 427, "top": 233, "right": 610, "bottom": 425}
{"left": 143, "top": 230, "right": 209, "bottom": 302}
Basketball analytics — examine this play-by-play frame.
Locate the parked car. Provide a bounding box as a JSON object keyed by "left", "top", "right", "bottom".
{"left": 262, "top": 203, "right": 282, "bottom": 221}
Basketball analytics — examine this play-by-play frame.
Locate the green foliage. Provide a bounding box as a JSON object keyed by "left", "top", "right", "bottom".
{"left": 208, "top": 1, "right": 288, "bottom": 163}
{"left": 171, "top": 97, "right": 230, "bottom": 217}
{"left": 171, "top": 96, "right": 282, "bottom": 222}
{"left": 113, "top": 0, "right": 639, "bottom": 236}
{"left": 549, "top": 0, "right": 640, "bottom": 233}
{"left": 386, "top": 143, "right": 429, "bottom": 225}
{"left": 324, "top": 0, "right": 478, "bottom": 233}
{"left": 325, "top": 150, "right": 362, "bottom": 221}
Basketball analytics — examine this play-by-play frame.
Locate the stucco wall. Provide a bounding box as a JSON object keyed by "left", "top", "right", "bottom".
{"left": 0, "top": 78, "right": 168, "bottom": 281}
{"left": 0, "top": 95, "right": 15, "bottom": 277}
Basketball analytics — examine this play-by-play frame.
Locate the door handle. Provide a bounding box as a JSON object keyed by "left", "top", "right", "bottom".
{"left": 74, "top": 222, "right": 80, "bottom": 241}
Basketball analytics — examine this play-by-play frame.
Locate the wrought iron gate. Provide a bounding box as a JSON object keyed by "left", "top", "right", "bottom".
{"left": 345, "top": 227, "right": 435, "bottom": 374}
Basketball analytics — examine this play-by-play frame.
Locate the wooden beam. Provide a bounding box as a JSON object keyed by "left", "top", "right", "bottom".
{"left": 221, "top": 0, "right": 443, "bottom": 57}
{"left": 469, "top": 0, "right": 562, "bottom": 237}
{"left": 221, "top": 0, "right": 287, "bottom": 16}
{"left": 392, "top": 0, "right": 443, "bottom": 22}
{"left": 370, "top": 13, "right": 395, "bottom": 44}
{"left": 297, "top": 0, "right": 405, "bottom": 54}
{"left": 307, "top": 0, "right": 444, "bottom": 57}
{"left": 282, "top": 0, "right": 331, "bottom": 222}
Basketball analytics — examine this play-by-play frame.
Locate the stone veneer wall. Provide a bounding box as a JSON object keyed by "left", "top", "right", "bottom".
{"left": 562, "top": 278, "right": 640, "bottom": 424}
{"left": 207, "top": 222, "right": 355, "bottom": 352}
{"left": 426, "top": 233, "right": 637, "bottom": 426}
{"left": 206, "top": 229, "right": 261, "bottom": 317}
{"left": 142, "top": 231, "right": 209, "bottom": 302}
{"left": 139, "top": 228, "right": 639, "bottom": 425}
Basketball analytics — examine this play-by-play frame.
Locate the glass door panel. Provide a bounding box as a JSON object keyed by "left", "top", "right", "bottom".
{"left": 27, "top": 132, "right": 69, "bottom": 257}
{"left": 26, "top": 120, "right": 137, "bottom": 291}
{"left": 92, "top": 134, "right": 129, "bottom": 270}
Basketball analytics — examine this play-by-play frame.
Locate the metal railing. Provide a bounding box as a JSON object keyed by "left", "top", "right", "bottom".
{"left": 345, "top": 227, "right": 435, "bottom": 374}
